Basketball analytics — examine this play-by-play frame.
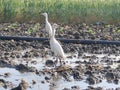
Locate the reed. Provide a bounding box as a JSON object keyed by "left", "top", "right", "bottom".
{"left": 0, "top": 0, "right": 120, "bottom": 24}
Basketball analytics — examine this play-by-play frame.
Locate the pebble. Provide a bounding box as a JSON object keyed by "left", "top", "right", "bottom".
{"left": 45, "top": 60, "right": 54, "bottom": 67}
{"left": 11, "top": 79, "right": 29, "bottom": 90}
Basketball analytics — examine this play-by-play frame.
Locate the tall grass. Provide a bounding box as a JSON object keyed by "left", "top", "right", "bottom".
{"left": 0, "top": 0, "right": 120, "bottom": 24}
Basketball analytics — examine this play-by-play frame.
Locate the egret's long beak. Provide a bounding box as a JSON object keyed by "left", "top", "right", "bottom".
{"left": 52, "top": 23, "right": 59, "bottom": 29}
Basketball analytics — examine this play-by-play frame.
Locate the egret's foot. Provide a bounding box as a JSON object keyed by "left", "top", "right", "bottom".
{"left": 54, "top": 60, "right": 59, "bottom": 68}
{"left": 62, "top": 61, "right": 66, "bottom": 65}
{"left": 59, "top": 61, "right": 66, "bottom": 67}
{"left": 59, "top": 60, "right": 62, "bottom": 66}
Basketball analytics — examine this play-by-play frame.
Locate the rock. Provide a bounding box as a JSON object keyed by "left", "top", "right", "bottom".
{"left": 86, "top": 76, "right": 96, "bottom": 85}
{"left": 4, "top": 72, "right": 11, "bottom": 78}
{"left": 41, "top": 81, "right": 45, "bottom": 84}
{"left": 45, "top": 76, "right": 51, "bottom": 81}
{"left": 32, "top": 50, "right": 40, "bottom": 57}
{"left": 113, "top": 78, "right": 119, "bottom": 84}
{"left": 67, "top": 55, "right": 73, "bottom": 59}
{"left": 11, "top": 79, "right": 28, "bottom": 90}
{"left": 45, "top": 60, "right": 54, "bottom": 67}
{"left": 4, "top": 52, "right": 10, "bottom": 56}
{"left": 0, "top": 60, "right": 10, "bottom": 67}
{"left": 32, "top": 80, "right": 36, "bottom": 85}
{"left": 31, "top": 60, "right": 37, "bottom": 64}
{"left": 86, "top": 75, "right": 102, "bottom": 85}
{"left": 95, "top": 87, "right": 104, "bottom": 90}
{"left": 85, "top": 70, "right": 93, "bottom": 76}
{"left": 0, "top": 79, "right": 5, "bottom": 83}
{"left": 16, "top": 54, "right": 21, "bottom": 58}
{"left": 74, "top": 61, "right": 81, "bottom": 64}
{"left": 87, "top": 86, "right": 104, "bottom": 90}
{"left": 74, "top": 32, "right": 80, "bottom": 39}
{"left": 105, "top": 72, "right": 115, "bottom": 80}
{"left": 87, "top": 86, "right": 94, "bottom": 90}
{"left": 15, "top": 64, "right": 29, "bottom": 72}
{"left": 20, "top": 79, "right": 29, "bottom": 89}
{"left": 10, "top": 54, "right": 16, "bottom": 58}
{"left": 60, "top": 71, "right": 71, "bottom": 81}
{"left": 22, "top": 52, "right": 31, "bottom": 58}
{"left": 71, "top": 85, "right": 80, "bottom": 90}
{"left": 0, "top": 79, "right": 7, "bottom": 89}
{"left": 72, "top": 70, "right": 82, "bottom": 81}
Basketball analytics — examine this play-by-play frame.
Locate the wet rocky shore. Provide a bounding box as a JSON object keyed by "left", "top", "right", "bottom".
{"left": 0, "top": 22, "right": 120, "bottom": 90}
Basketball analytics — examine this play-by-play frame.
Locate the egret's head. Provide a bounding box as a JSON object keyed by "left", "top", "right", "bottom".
{"left": 41, "top": 12, "right": 48, "bottom": 17}
{"left": 51, "top": 23, "right": 59, "bottom": 37}
{"left": 52, "top": 23, "right": 59, "bottom": 30}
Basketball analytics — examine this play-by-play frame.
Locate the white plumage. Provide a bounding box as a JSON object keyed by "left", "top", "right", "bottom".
{"left": 42, "top": 12, "right": 66, "bottom": 66}
{"left": 50, "top": 24, "right": 66, "bottom": 65}
{"left": 41, "top": 12, "right": 52, "bottom": 37}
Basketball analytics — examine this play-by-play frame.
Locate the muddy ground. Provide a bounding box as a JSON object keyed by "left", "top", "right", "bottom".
{"left": 0, "top": 22, "right": 120, "bottom": 90}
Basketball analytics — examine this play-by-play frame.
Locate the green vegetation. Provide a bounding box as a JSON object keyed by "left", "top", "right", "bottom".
{"left": 87, "top": 29, "right": 95, "bottom": 35}
{"left": 7, "top": 22, "right": 18, "bottom": 29}
{"left": 0, "top": 0, "right": 120, "bottom": 24}
{"left": 116, "top": 29, "right": 120, "bottom": 33}
{"left": 1, "top": 22, "right": 18, "bottom": 31}
{"left": 25, "top": 23, "right": 40, "bottom": 35}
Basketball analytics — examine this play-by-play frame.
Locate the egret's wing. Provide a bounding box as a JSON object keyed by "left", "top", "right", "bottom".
{"left": 53, "top": 40, "right": 65, "bottom": 57}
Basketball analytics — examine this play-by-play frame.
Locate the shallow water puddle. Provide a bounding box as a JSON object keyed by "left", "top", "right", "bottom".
{"left": 53, "top": 80, "right": 120, "bottom": 90}
{"left": 0, "top": 53, "right": 120, "bottom": 90}
{"left": 0, "top": 67, "right": 120, "bottom": 90}
{"left": 0, "top": 68, "right": 50, "bottom": 90}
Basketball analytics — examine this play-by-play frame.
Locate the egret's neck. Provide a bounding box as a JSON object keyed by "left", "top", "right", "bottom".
{"left": 45, "top": 15, "right": 48, "bottom": 22}
{"left": 51, "top": 29, "right": 55, "bottom": 39}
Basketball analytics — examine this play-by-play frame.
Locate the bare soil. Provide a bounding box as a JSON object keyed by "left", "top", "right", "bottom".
{"left": 0, "top": 22, "right": 120, "bottom": 90}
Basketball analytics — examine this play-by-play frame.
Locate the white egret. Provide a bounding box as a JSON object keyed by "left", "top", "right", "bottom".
{"left": 41, "top": 12, "right": 52, "bottom": 37}
{"left": 50, "top": 24, "right": 66, "bottom": 66}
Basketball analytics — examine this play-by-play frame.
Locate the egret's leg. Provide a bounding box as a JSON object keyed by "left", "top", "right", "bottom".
{"left": 60, "top": 58, "right": 66, "bottom": 66}
{"left": 54, "top": 57, "right": 58, "bottom": 67}
{"left": 59, "top": 58, "right": 62, "bottom": 66}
